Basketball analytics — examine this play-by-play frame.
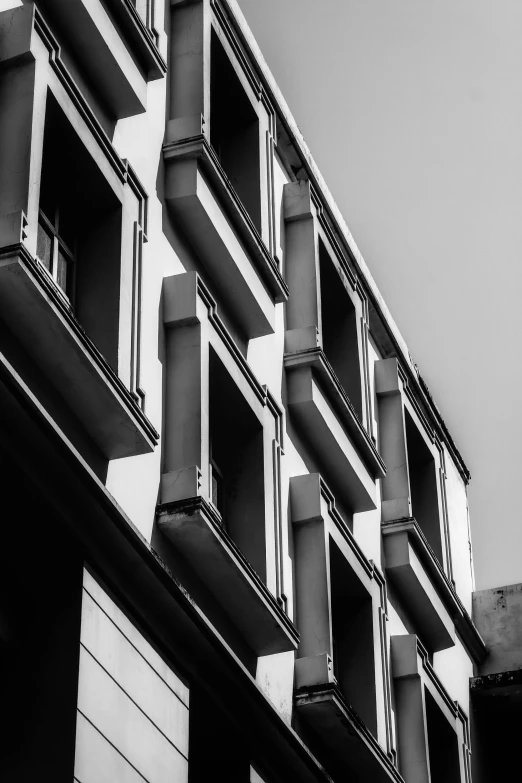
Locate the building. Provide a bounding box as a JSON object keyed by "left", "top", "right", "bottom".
{"left": 0, "top": 1, "right": 509, "bottom": 781}
{"left": 471, "top": 584, "right": 522, "bottom": 780}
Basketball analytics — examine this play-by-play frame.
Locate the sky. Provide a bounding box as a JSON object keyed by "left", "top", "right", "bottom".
{"left": 237, "top": 0, "right": 522, "bottom": 591}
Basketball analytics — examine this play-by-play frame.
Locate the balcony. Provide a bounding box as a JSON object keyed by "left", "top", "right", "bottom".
{"left": 157, "top": 496, "right": 299, "bottom": 656}
{"left": 295, "top": 684, "right": 403, "bottom": 783}
{"left": 285, "top": 349, "right": 381, "bottom": 512}
{"left": 0, "top": 244, "right": 158, "bottom": 459}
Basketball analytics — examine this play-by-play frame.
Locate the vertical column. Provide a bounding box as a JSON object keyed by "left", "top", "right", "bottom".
{"left": 258, "top": 96, "right": 275, "bottom": 249}
{"left": 167, "top": 0, "right": 211, "bottom": 144}
{"left": 375, "top": 358, "right": 412, "bottom": 521}
{"left": 391, "top": 635, "right": 431, "bottom": 783}
{"left": 291, "top": 474, "right": 335, "bottom": 689}
{"left": 358, "top": 295, "right": 373, "bottom": 434}
{"left": 0, "top": 5, "right": 48, "bottom": 256}
{"left": 283, "top": 180, "right": 321, "bottom": 353}
{"left": 161, "top": 272, "right": 209, "bottom": 503}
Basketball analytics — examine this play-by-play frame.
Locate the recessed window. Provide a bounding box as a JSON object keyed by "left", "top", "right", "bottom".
{"left": 404, "top": 409, "right": 443, "bottom": 565}
{"left": 209, "top": 347, "right": 266, "bottom": 580}
{"left": 424, "top": 689, "right": 461, "bottom": 783}
{"left": 319, "top": 240, "right": 363, "bottom": 421}
{"left": 330, "top": 540, "right": 377, "bottom": 736}
{"left": 210, "top": 30, "right": 261, "bottom": 233}
{"left": 37, "top": 93, "right": 123, "bottom": 372}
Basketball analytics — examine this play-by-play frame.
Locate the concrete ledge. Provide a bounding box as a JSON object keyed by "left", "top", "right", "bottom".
{"left": 285, "top": 348, "right": 385, "bottom": 480}
{"left": 156, "top": 495, "right": 299, "bottom": 656}
{"left": 285, "top": 358, "right": 377, "bottom": 513}
{"left": 383, "top": 522, "right": 455, "bottom": 653}
{"left": 295, "top": 684, "right": 403, "bottom": 783}
{"left": 163, "top": 135, "right": 288, "bottom": 333}
{"left": 383, "top": 518, "right": 487, "bottom": 663}
{"left": 0, "top": 243, "right": 158, "bottom": 459}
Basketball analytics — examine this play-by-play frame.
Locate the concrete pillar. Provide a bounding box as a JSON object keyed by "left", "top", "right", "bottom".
{"left": 375, "top": 358, "right": 412, "bottom": 521}
{"left": 291, "top": 474, "right": 334, "bottom": 687}
{"left": 162, "top": 273, "right": 210, "bottom": 503}
{"left": 283, "top": 180, "right": 321, "bottom": 353}
{"left": 167, "top": 0, "right": 211, "bottom": 144}
{"left": 391, "top": 635, "right": 431, "bottom": 783}
{"left": 0, "top": 5, "right": 48, "bottom": 255}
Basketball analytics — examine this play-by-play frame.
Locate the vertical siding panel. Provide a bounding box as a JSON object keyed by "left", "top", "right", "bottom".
{"left": 75, "top": 570, "right": 189, "bottom": 783}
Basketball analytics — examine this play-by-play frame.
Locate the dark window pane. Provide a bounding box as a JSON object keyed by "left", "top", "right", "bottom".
{"left": 59, "top": 202, "right": 77, "bottom": 252}
{"left": 210, "top": 464, "right": 224, "bottom": 518}
{"left": 56, "top": 248, "right": 69, "bottom": 295}
{"left": 36, "top": 222, "right": 52, "bottom": 271}
{"left": 39, "top": 175, "right": 57, "bottom": 225}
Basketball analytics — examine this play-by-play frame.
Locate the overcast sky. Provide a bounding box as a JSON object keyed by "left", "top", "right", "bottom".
{"left": 238, "top": 0, "right": 522, "bottom": 591}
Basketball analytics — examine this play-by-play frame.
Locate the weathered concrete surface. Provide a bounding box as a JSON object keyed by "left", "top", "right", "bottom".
{"left": 473, "top": 583, "right": 522, "bottom": 675}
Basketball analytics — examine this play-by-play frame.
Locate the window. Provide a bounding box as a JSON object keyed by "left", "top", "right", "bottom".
{"left": 330, "top": 540, "right": 377, "bottom": 736}
{"left": 319, "top": 239, "right": 363, "bottom": 421}
{"left": 210, "top": 30, "right": 261, "bottom": 233}
{"left": 209, "top": 441, "right": 225, "bottom": 519}
{"left": 36, "top": 93, "right": 123, "bottom": 371}
{"left": 36, "top": 203, "right": 76, "bottom": 301}
{"left": 404, "top": 409, "right": 443, "bottom": 565}
{"left": 424, "top": 689, "right": 461, "bottom": 783}
{"left": 209, "top": 347, "right": 266, "bottom": 580}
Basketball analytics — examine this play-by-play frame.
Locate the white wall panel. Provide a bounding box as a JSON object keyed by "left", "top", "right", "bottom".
{"left": 75, "top": 570, "right": 189, "bottom": 783}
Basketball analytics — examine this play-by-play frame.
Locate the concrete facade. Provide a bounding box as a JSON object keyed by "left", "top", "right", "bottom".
{"left": 0, "top": 1, "right": 511, "bottom": 781}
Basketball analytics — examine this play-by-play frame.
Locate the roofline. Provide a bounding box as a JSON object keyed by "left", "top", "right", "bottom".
{"left": 222, "top": 0, "right": 471, "bottom": 483}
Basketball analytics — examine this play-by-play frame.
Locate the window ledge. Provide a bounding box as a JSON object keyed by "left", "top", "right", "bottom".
{"left": 156, "top": 495, "right": 299, "bottom": 656}
{"left": 295, "top": 683, "right": 403, "bottom": 783}
{"left": 163, "top": 135, "right": 288, "bottom": 306}
{"left": 382, "top": 518, "right": 486, "bottom": 663}
{"left": 284, "top": 348, "right": 386, "bottom": 480}
{"left": 0, "top": 243, "right": 158, "bottom": 459}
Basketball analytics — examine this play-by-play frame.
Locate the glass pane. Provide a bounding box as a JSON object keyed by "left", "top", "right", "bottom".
{"left": 56, "top": 247, "right": 69, "bottom": 295}
{"left": 39, "top": 176, "right": 57, "bottom": 224}
{"left": 59, "top": 202, "right": 76, "bottom": 252}
{"left": 36, "top": 222, "right": 52, "bottom": 271}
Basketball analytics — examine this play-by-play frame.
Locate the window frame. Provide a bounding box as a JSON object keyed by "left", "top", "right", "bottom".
{"left": 36, "top": 207, "right": 76, "bottom": 303}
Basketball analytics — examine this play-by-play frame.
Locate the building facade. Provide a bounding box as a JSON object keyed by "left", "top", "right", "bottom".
{"left": 0, "top": 1, "right": 506, "bottom": 781}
